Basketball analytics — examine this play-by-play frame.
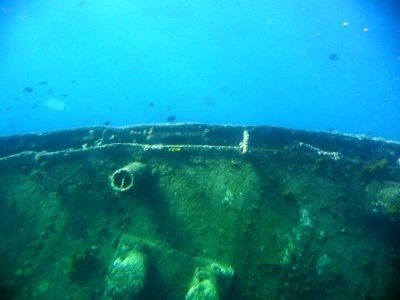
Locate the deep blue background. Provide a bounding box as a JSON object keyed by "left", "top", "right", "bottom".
{"left": 1, "top": 0, "right": 399, "bottom": 139}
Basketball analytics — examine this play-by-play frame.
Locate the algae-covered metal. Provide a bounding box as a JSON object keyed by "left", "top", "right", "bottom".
{"left": 110, "top": 162, "right": 148, "bottom": 192}
{"left": 0, "top": 124, "right": 399, "bottom": 299}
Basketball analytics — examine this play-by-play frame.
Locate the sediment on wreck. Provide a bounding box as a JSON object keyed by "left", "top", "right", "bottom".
{"left": 0, "top": 124, "right": 399, "bottom": 299}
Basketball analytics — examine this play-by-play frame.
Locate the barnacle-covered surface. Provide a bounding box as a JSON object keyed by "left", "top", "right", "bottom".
{"left": 0, "top": 124, "right": 400, "bottom": 300}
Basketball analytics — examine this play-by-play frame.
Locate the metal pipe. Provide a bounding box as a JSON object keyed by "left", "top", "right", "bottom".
{"left": 110, "top": 162, "right": 147, "bottom": 192}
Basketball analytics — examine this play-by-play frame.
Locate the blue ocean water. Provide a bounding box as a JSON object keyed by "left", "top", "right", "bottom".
{"left": 0, "top": 0, "right": 399, "bottom": 139}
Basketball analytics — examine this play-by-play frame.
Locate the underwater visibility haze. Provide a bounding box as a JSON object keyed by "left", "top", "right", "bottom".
{"left": 0, "top": 0, "right": 399, "bottom": 138}
{"left": 1, "top": 1, "right": 400, "bottom": 300}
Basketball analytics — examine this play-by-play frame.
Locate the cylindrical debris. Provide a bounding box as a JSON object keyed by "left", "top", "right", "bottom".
{"left": 104, "top": 250, "right": 148, "bottom": 300}
{"left": 185, "top": 262, "right": 234, "bottom": 300}
{"left": 110, "top": 162, "right": 147, "bottom": 192}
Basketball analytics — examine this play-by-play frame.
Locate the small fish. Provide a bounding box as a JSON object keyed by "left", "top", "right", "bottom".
{"left": 71, "top": 80, "right": 76, "bottom": 83}
{"left": 24, "top": 86, "right": 33, "bottom": 93}
{"left": 39, "top": 81, "right": 48, "bottom": 85}
{"left": 125, "top": 96, "right": 129, "bottom": 100}
{"left": 149, "top": 102, "right": 154, "bottom": 108}
{"left": 26, "top": 114, "right": 30, "bottom": 118}
{"left": 329, "top": 53, "right": 339, "bottom": 61}
{"left": 5, "top": 107, "right": 11, "bottom": 111}
{"left": 62, "top": 93, "right": 68, "bottom": 97}
{"left": 32, "top": 104, "right": 38, "bottom": 109}
{"left": 44, "top": 98, "right": 69, "bottom": 111}
{"left": 166, "top": 115, "right": 176, "bottom": 122}
{"left": 104, "top": 121, "right": 111, "bottom": 126}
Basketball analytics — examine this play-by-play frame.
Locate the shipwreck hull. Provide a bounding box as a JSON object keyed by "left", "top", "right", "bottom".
{"left": 0, "top": 124, "right": 400, "bottom": 299}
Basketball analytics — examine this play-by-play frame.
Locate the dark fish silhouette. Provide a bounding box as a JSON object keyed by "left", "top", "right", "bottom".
{"left": 166, "top": 115, "right": 176, "bottom": 122}
{"left": 149, "top": 102, "right": 154, "bottom": 107}
{"left": 104, "top": 121, "right": 111, "bottom": 126}
{"left": 329, "top": 53, "right": 339, "bottom": 61}
{"left": 24, "top": 87, "right": 33, "bottom": 93}
{"left": 62, "top": 93, "right": 68, "bottom": 97}
{"left": 39, "top": 81, "right": 48, "bottom": 85}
